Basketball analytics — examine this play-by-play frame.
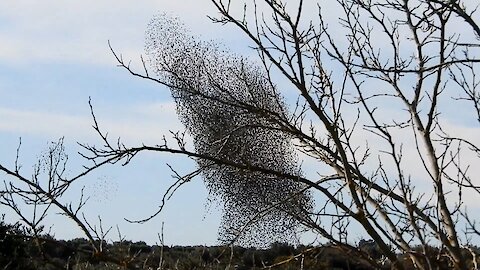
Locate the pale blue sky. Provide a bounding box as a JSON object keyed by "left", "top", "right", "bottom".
{"left": 1, "top": 1, "right": 480, "bottom": 246}
{"left": 0, "top": 1, "right": 232, "bottom": 246}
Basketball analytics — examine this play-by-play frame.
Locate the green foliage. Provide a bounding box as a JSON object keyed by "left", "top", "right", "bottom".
{"left": 0, "top": 220, "right": 28, "bottom": 269}
{"left": 0, "top": 220, "right": 63, "bottom": 270}
{"left": 2, "top": 220, "right": 479, "bottom": 269}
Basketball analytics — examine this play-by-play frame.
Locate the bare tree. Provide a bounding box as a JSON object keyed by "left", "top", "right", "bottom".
{"left": 205, "top": 1, "right": 479, "bottom": 268}
{"left": 0, "top": 138, "right": 152, "bottom": 269}
{"left": 2, "top": 0, "right": 480, "bottom": 269}
{"left": 94, "top": 0, "right": 480, "bottom": 269}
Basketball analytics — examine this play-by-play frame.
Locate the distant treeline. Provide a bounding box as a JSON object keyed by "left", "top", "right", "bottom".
{"left": 1, "top": 220, "right": 478, "bottom": 269}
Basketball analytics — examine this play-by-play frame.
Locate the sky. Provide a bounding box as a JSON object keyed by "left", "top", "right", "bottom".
{"left": 1, "top": 1, "right": 480, "bottom": 247}
{"left": 0, "top": 0, "right": 236, "bottom": 246}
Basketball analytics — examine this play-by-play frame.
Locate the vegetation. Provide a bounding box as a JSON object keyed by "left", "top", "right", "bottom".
{"left": 2, "top": 220, "right": 479, "bottom": 269}
{"left": 1, "top": 0, "right": 480, "bottom": 269}
{"left": 0, "top": 220, "right": 422, "bottom": 270}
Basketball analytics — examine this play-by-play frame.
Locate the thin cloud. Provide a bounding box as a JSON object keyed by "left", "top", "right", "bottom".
{"left": 0, "top": 1, "right": 219, "bottom": 66}
{"left": 0, "top": 101, "right": 183, "bottom": 144}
